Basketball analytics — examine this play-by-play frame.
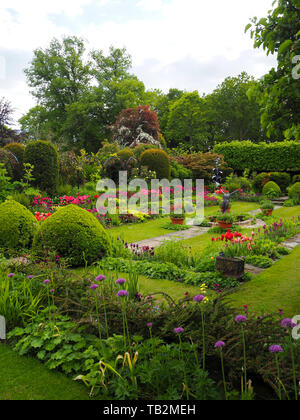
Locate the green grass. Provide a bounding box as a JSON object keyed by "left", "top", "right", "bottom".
{"left": 0, "top": 344, "right": 91, "bottom": 400}
{"left": 226, "top": 246, "right": 300, "bottom": 317}
{"left": 272, "top": 205, "right": 300, "bottom": 219}
{"left": 109, "top": 216, "right": 172, "bottom": 243}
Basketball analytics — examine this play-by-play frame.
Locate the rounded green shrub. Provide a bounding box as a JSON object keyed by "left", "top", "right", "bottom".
{"left": 4, "top": 143, "right": 25, "bottom": 180}
{"left": 118, "top": 148, "right": 134, "bottom": 161}
{"left": 140, "top": 149, "right": 171, "bottom": 180}
{"left": 33, "top": 205, "right": 111, "bottom": 267}
{"left": 269, "top": 172, "right": 291, "bottom": 192}
{"left": 24, "top": 141, "right": 59, "bottom": 195}
{"left": 0, "top": 200, "right": 38, "bottom": 251}
{"left": 252, "top": 172, "right": 269, "bottom": 193}
{"left": 262, "top": 181, "right": 281, "bottom": 198}
{"left": 133, "top": 143, "right": 159, "bottom": 159}
{"left": 288, "top": 182, "right": 300, "bottom": 203}
{"left": 292, "top": 175, "right": 300, "bottom": 184}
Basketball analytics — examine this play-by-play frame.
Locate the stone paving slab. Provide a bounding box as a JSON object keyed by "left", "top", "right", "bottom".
{"left": 245, "top": 264, "right": 265, "bottom": 276}
{"left": 281, "top": 234, "right": 300, "bottom": 250}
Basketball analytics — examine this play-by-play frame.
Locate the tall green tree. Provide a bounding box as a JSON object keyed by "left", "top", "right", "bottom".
{"left": 166, "top": 91, "right": 211, "bottom": 151}
{"left": 20, "top": 38, "right": 150, "bottom": 152}
{"left": 154, "top": 88, "right": 185, "bottom": 137}
{"left": 246, "top": 0, "right": 300, "bottom": 139}
{"left": 206, "top": 72, "right": 264, "bottom": 142}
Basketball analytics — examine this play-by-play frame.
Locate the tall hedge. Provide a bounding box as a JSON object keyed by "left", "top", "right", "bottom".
{"left": 0, "top": 148, "right": 15, "bottom": 179}
{"left": 140, "top": 149, "right": 171, "bottom": 180}
{"left": 213, "top": 141, "right": 300, "bottom": 172}
{"left": 24, "top": 141, "right": 59, "bottom": 194}
{"left": 4, "top": 143, "right": 25, "bottom": 180}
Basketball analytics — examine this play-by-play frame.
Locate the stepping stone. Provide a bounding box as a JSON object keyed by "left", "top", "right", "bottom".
{"left": 281, "top": 234, "right": 300, "bottom": 250}
{"left": 245, "top": 264, "right": 264, "bottom": 276}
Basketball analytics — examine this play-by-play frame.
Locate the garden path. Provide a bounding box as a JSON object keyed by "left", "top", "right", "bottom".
{"left": 131, "top": 226, "right": 210, "bottom": 249}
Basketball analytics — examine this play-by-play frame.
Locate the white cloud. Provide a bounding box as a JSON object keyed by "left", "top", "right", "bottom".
{"left": 137, "top": 0, "right": 163, "bottom": 11}
{"left": 83, "top": 0, "right": 276, "bottom": 67}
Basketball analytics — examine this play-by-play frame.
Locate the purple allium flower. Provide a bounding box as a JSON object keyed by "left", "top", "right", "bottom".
{"left": 269, "top": 345, "right": 284, "bottom": 353}
{"left": 235, "top": 315, "right": 248, "bottom": 323}
{"left": 193, "top": 295, "right": 205, "bottom": 303}
{"left": 174, "top": 327, "right": 184, "bottom": 334}
{"left": 117, "top": 290, "right": 129, "bottom": 297}
{"left": 8, "top": 273, "right": 15, "bottom": 278}
{"left": 281, "top": 319, "right": 297, "bottom": 329}
{"left": 96, "top": 275, "right": 106, "bottom": 281}
{"left": 147, "top": 322, "right": 153, "bottom": 328}
{"left": 278, "top": 309, "right": 283, "bottom": 315}
{"left": 50, "top": 289, "right": 54, "bottom": 293}
{"left": 214, "top": 341, "right": 226, "bottom": 349}
{"left": 115, "top": 278, "right": 126, "bottom": 285}
{"left": 43, "top": 279, "right": 50, "bottom": 284}
{"left": 27, "top": 275, "right": 34, "bottom": 279}
{"left": 90, "top": 284, "right": 99, "bottom": 290}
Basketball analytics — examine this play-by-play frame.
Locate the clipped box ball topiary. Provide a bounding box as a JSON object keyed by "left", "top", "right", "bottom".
{"left": 140, "top": 148, "right": 171, "bottom": 180}
{"left": 269, "top": 172, "right": 291, "bottom": 193}
{"left": 292, "top": 175, "right": 300, "bottom": 185}
{"left": 24, "top": 140, "right": 59, "bottom": 195}
{"left": 262, "top": 181, "right": 281, "bottom": 198}
{"left": 0, "top": 200, "right": 38, "bottom": 251}
{"left": 117, "top": 148, "right": 134, "bottom": 161}
{"left": 288, "top": 182, "right": 300, "bottom": 203}
{"left": 33, "top": 205, "right": 111, "bottom": 267}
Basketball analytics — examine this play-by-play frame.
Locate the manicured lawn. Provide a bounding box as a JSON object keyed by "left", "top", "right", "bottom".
{"left": 272, "top": 205, "right": 300, "bottom": 219}
{"left": 109, "top": 216, "right": 171, "bottom": 243}
{"left": 227, "top": 246, "right": 300, "bottom": 317}
{"left": 0, "top": 344, "right": 91, "bottom": 400}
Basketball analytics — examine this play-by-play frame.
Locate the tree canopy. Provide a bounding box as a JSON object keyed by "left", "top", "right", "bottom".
{"left": 246, "top": 0, "right": 300, "bottom": 139}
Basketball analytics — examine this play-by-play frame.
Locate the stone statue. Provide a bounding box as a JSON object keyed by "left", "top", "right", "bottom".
{"left": 212, "top": 158, "right": 239, "bottom": 213}
{"left": 220, "top": 190, "right": 239, "bottom": 214}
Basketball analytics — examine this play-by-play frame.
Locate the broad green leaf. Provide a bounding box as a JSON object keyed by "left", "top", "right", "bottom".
{"left": 278, "top": 40, "right": 292, "bottom": 54}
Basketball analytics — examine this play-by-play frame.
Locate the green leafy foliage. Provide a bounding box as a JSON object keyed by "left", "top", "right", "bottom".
{"left": 246, "top": 1, "right": 300, "bottom": 139}
{"left": 0, "top": 271, "right": 45, "bottom": 329}
{"left": 245, "top": 255, "right": 273, "bottom": 268}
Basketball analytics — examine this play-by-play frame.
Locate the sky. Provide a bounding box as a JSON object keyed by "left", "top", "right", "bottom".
{"left": 0, "top": 0, "right": 278, "bottom": 126}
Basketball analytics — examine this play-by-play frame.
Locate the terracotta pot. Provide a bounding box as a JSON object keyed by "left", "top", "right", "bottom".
{"left": 216, "top": 256, "right": 245, "bottom": 280}
{"left": 217, "top": 221, "right": 233, "bottom": 229}
{"left": 262, "top": 209, "right": 273, "bottom": 216}
{"left": 171, "top": 217, "right": 185, "bottom": 225}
